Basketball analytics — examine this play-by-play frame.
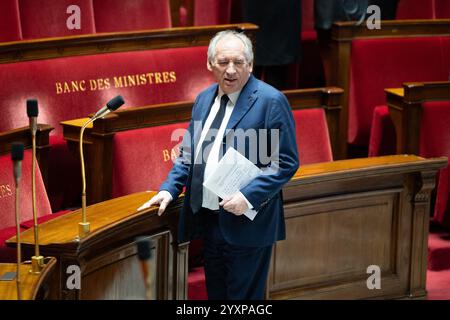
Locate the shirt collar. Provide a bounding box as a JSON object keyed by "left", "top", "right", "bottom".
{"left": 217, "top": 88, "right": 242, "bottom": 106}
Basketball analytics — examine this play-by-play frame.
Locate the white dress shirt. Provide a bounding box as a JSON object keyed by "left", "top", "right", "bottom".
{"left": 194, "top": 89, "right": 255, "bottom": 214}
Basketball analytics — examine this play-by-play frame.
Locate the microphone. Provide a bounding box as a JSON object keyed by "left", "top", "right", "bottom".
{"left": 136, "top": 237, "right": 154, "bottom": 300}
{"left": 78, "top": 96, "right": 125, "bottom": 238}
{"left": 92, "top": 95, "right": 125, "bottom": 120}
{"left": 11, "top": 142, "right": 24, "bottom": 300}
{"left": 11, "top": 142, "right": 24, "bottom": 185}
{"left": 26, "top": 99, "right": 38, "bottom": 136}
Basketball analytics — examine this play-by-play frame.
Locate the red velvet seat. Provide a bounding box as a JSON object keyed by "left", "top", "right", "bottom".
{"left": 397, "top": 0, "right": 450, "bottom": 19}
{"left": 112, "top": 122, "right": 189, "bottom": 198}
{"left": 396, "top": 0, "right": 436, "bottom": 19}
{"left": 293, "top": 108, "right": 333, "bottom": 164}
{"left": 18, "top": 0, "right": 95, "bottom": 39}
{"left": 368, "top": 105, "right": 396, "bottom": 157}
{"left": 193, "top": 0, "right": 232, "bottom": 26}
{"left": 0, "top": 0, "right": 21, "bottom": 42}
{"left": 348, "top": 36, "right": 450, "bottom": 147}
{"left": 93, "top": 0, "right": 171, "bottom": 33}
{"left": 0, "top": 149, "right": 69, "bottom": 262}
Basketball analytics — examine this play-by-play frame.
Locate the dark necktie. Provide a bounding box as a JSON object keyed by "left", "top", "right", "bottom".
{"left": 190, "top": 94, "right": 229, "bottom": 214}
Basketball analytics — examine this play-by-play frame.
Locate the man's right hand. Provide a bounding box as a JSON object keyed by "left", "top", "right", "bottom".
{"left": 138, "top": 190, "right": 173, "bottom": 216}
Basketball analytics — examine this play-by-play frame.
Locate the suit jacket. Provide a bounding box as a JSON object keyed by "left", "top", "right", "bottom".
{"left": 160, "top": 75, "right": 299, "bottom": 247}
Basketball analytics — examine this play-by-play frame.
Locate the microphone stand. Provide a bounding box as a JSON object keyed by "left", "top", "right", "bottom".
{"left": 78, "top": 117, "right": 96, "bottom": 238}
{"left": 14, "top": 175, "right": 22, "bottom": 300}
{"left": 30, "top": 129, "right": 44, "bottom": 274}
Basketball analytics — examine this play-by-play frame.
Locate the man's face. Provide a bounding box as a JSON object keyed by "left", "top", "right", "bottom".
{"left": 207, "top": 35, "right": 253, "bottom": 94}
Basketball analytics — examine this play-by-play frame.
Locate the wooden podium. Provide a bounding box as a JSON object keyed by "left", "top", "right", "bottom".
{"left": 0, "top": 258, "right": 56, "bottom": 300}
{"left": 6, "top": 192, "right": 188, "bottom": 300}
{"left": 267, "top": 155, "right": 447, "bottom": 299}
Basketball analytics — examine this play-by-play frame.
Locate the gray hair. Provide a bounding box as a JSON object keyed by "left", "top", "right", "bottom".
{"left": 207, "top": 30, "right": 254, "bottom": 65}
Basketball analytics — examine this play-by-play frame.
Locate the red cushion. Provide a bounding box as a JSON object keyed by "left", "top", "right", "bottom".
{"left": 420, "top": 101, "right": 450, "bottom": 227}
{"left": 293, "top": 108, "right": 333, "bottom": 164}
{"left": 0, "top": 150, "right": 52, "bottom": 229}
{"left": 368, "top": 105, "right": 396, "bottom": 157}
{"left": 20, "top": 210, "right": 71, "bottom": 229}
{"left": 436, "top": 0, "right": 450, "bottom": 18}
{"left": 194, "top": 0, "right": 231, "bottom": 26}
{"left": 188, "top": 266, "right": 207, "bottom": 300}
{"left": 112, "top": 122, "right": 190, "bottom": 198}
{"left": 348, "top": 36, "right": 450, "bottom": 145}
{"left": 396, "top": 0, "right": 435, "bottom": 19}
{"left": 301, "top": 0, "right": 315, "bottom": 33}
{"left": 0, "top": 47, "right": 214, "bottom": 136}
{"left": 0, "top": 226, "right": 26, "bottom": 262}
{"left": 93, "top": 0, "right": 171, "bottom": 33}
{"left": 19, "top": 0, "right": 95, "bottom": 39}
{"left": 0, "top": 0, "right": 21, "bottom": 42}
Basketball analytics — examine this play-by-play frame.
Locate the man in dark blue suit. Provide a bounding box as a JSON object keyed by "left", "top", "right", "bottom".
{"left": 142, "top": 30, "right": 299, "bottom": 299}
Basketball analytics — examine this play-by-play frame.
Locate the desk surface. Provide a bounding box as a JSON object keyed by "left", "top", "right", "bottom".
{"left": 0, "top": 258, "right": 56, "bottom": 300}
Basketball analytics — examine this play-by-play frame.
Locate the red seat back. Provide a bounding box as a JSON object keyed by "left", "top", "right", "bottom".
{"left": 0, "top": 150, "right": 52, "bottom": 229}
{"left": 436, "top": 0, "right": 450, "bottom": 18}
{"left": 348, "top": 36, "right": 450, "bottom": 145}
{"left": 397, "top": 0, "right": 450, "bottom": 19}
{"left": 112, "top": 122, "right": 189, "bottom": 198}
{"left": 396, "top": 0, "right": 436, "bottom": 19}
{"left": 19, "top": 0, "right": 95, "bottom": 39}
{"left": 420, "top": 101, "right": 450, "bottom": 226}
{"left": 194, "top": 0, "right": 232, "bottom": 26}
{"left": 93, "top": 0, "right": 171, "bottom": 32}
{"left": 292, "top": 108, "right": 333, "bottom": 164}
{"left": 0, "top": 0, "right": 21, "bottom": 42}
{"left": 0, "top": 46, "right": 214, "bottom": 136}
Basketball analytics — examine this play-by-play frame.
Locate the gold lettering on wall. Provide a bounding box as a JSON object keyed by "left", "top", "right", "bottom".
{"left": 55, "top": 71, "right": 177, "bottom": 94}
{"left": 0, "top": 184, "right": 13, "bottom": 199}
{"left": 162, "top": 147, "right": 181, "bottom": 162}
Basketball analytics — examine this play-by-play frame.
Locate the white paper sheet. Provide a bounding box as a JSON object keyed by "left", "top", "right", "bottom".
{"left": 203, "top": 147, "right": 261, "bottom": 220}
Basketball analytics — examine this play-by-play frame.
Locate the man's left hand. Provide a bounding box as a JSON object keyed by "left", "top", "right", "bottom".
{"left": 219, "top": 193, "right": 249, "bottom": 215}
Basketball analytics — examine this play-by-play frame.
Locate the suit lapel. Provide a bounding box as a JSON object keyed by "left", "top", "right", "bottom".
{"left": 225, "top": 75, "right": 259, "bottom": 132}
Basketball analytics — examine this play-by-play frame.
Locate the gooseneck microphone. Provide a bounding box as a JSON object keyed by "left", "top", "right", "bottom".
{"left": 11, "top": 142, "right": 24, "bottom": 300}
{"left": 78, "top": 96, "right": 125, "bottom": 238}
{"left": 26, "top": 99, "right": 44, "bottom": 274}
{"left": 136, "top": 237, "right": 154, "bottom": 300}
{"left": 92, "top": 95, "right": 125, "bottom": 120}
{"left": 26, "top": 99, "right": 38, "bottom": 136}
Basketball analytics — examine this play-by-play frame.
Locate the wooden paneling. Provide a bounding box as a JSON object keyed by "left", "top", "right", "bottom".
{"left": 268, "top": 155, "right": 447, "bottom": 299}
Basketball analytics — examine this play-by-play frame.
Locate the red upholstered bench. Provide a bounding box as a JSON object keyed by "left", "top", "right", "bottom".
{"left": 0, "top": 0, "right": 21, "bottom": 42}
{"left": 0, "top": 149, "right": 69, "bottom": 262}
{"left": 93, "top": 0, "right": 172, "bottom": 32}
{"left": 18, "top": 0, "right": 95, "bottom": 39}
{"left": 397, "top": 0, "right": 450, "bottom": 19}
